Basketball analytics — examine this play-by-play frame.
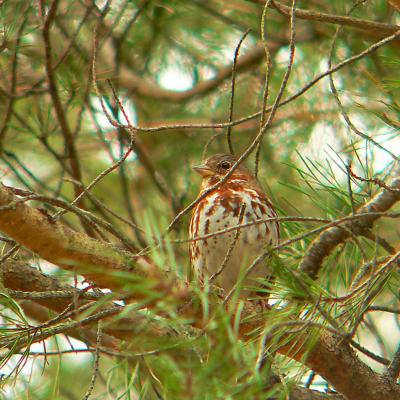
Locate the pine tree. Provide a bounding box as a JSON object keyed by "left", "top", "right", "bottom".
{"left": 0, "top": 1, "right": 399, "bottom": 399}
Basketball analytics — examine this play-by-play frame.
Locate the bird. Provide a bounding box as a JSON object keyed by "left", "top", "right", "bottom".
{"left": 189, "top": 153, "right": 279, "bottom": 299}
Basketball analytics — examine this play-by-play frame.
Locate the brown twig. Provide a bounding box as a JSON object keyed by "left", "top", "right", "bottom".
{"left": 299, "top": 167, "right": 400, "bottom": 279}
{"left": 167, "top": 0, "right": 298, "bottom": 234}
{"left": 210, "top": 204, "right": 246, "bottom": 282}
{"left": 328, "top": 10, "right": 399, "bottom": 163}
{"left": 126, "top": 27, "right": 400, "bottom": 135}
{"left": 82, "top": 321, "right": 102, "bottom": 400}
{"left": 1, "top": 259, "right": 399, "bottom": 399}
{"left": 40, "top": 0, "right": 94, "bottom": 235}
{"left": 226, "top": 29, "right": 251, "bottom": 155}
{"left": 0, "top": 8, "right": 29, "bottom": 147}
{"left": 254, "top": 0, "right": 273, "bottom": 177}
{"left": 0, "top": 184, "right": 152, "bottom": 290}
{"left": 348, "top": 164, "right": 400, "bottom": 193}
{"left": 266, "top": 1, "right": 400, "bottom": 37}
{"left": 8, "top": 187, "right": 139, "bottom": 252}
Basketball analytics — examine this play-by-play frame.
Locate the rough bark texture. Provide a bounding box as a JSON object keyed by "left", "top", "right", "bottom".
{"left": 300, "top": 172, "right": 400, "bottom": 279}
{"left": 290, "top": 386, "right": 346, "bottom": 400}
{"left": 0, "top": 184, "right": 154, "bottom": 289}
{"left": 301, "top": 333, "right": 399, "bottom": 400}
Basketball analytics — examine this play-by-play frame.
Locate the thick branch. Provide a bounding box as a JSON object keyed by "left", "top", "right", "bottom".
{"left": 291, "top": 387, "right": 345, "bottom": 400}
{"left": 0, "top": 259, "right": 166, "bottom": 343}
{"left": 2, "top": 257, "right": 399, "bottom": 400}
{"left": 19, "top": 300, "right": 120, "bottom": 350}
{"left": 300, "top": 171, "right": 400, "bottom": 279}
{"left": 4, "top": 277, "right": 342, "bottom": 400}
{"left": 300, "top": 333, "right": 398, "bottom": 400}
{"left": 0, "top": 183, "right": 156, "bottom": 290}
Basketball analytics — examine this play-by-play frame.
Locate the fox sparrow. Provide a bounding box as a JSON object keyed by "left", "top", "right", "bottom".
{"left": 189, "top": 153, "right": 279, "bottom": 297}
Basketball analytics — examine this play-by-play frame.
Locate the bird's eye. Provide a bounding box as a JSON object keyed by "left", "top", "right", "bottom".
{"left": 220, "top": 161, "right": 231, "bottom": 170}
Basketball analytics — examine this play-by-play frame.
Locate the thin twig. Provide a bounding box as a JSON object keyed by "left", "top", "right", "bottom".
{"left": 348, "top": 164, "right": 400, "bottom": 193}
{"left": 254, "top": 0, "right": 273, "bottom": 177}
{"left": 82, "top": 321, "right": 102, "bottom": 400}
{"left": 346, "top": 163, "right": 357, "bottom": 215}
{"left": 128, "top": 28, "right": 400, "bottom": 135}
{"left": 173, "top": 206, "right": 399, "bottom": 245}
{"left": 65, "top": 178, "right": 149, "bottom": 238}
{"left": 0, "top": 244, "right": 20, "bottom": 263}
{"left": 210, "top": 204, "right": 246, "bottom": 282}
{"left": 269, "top": 1, "right": 400, "bottom": 36}
{"left": 52, "top": 136, "right": 135, "bottom": 221}
{"left": 350, "top": 340, "right": 390, "bottom": 366}
{"left": 202, "top": 131, "right": 225, "bottom": 161}
{"left": 367, "top": 306, "right": 400, "bottom": 314}
{"left": 0, "top": 306, "right": 122, "bottom": 350}
{"left": 226, "top": 29, "right": 251, "bottom": 155}
{"left": 361, "top": 230, "right": 396, "bottom": 255}
{"left": 8, "top": 187, "right": 139, "bottom": 252}
{"left": 328, "top": 3, "right": 399, "bottom": 164}
{"left": 40, "top": 0, "right": 88, "bottom": 222}
{"left": 0, "top": 7, "right": 29, "bottom": 147}
{"left": 167, "top": 0, "right": 297, "bottom": 234}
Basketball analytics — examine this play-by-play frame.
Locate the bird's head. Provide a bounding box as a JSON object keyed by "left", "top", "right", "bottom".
{"left": 192, "top": 153, "right": 252, "bottom": 186}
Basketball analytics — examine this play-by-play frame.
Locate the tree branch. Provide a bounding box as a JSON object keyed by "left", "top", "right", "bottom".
{"left": 6, "top": 287, "right": 345, "bottom": 400}
{"left": 40, "top": 0, "right": 94, "bottom": 235}
{"left": 248, "top": 0, "right": 400, "bottom": 38}
{"left": 290, "top": 386, "right": 345, "bottom": 400}
{"left": 118, "top": 45, "right": 267, "bottom": 102}
{"left": 2, "top": 257, "right": 400, "bottom": 400}
{"left": 300, "top": 168, "right": 400, "bottom": 279}
{"left": 0, "top": 183, "right": 158, "bottom": 291}
{"left": 18, "top": 300, "right": 120, "bottom": 350}
{"left": 0, "top": 259, "right": 167, "bottom": 343}
{"left": 300, "top": 332, "right": 398, "bottom": 400}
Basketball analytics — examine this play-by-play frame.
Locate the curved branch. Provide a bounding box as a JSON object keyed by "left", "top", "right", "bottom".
{"left": 0, "top": 183, "right": 399, "bottom": 399}
{"left": 301, "top": 332, "right": 398, "bottom": 400}
{"left": 0, "top": 259, "right": 160, "bottom": 344}
{"left": 0, "top": 183, "right": 154, "bottom": 290}
{"left": 300, "top": 169, "right": 400, "bottom": 279}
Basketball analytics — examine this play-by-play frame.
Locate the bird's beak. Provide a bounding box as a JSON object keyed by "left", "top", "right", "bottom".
{"left": 192, "top": 164, "right": 214, "bottom": 177}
